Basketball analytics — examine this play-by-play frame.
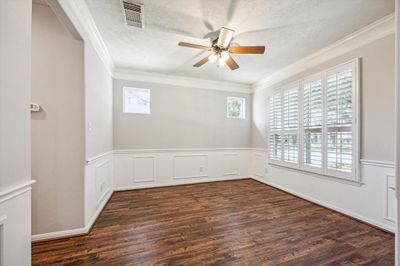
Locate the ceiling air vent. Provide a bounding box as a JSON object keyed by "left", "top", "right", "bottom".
{"left": 121, "top": 0, "right": 144, "bottom": 28}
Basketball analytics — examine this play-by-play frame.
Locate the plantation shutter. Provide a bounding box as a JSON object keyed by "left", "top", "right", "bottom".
{"left": 267, "top": 59, "right": 358, "bottom": 181}
{"left": 303, "top": 79, "right": 323, "bottom": 168}
{"left": 326, "top": 68, "right": 353, "bottom": 174}
{"left": 269, "top": 93, "right": 282, "bottom": 161}
{"left": 282, "top": 87, "right": 299, "bottom": 163}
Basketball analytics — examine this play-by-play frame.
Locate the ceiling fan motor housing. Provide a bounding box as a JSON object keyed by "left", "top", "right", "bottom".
{"left": 216, "top": 27, "right": 235, "bottom": 49}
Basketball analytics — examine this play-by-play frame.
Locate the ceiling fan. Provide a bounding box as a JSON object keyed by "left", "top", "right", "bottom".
{"left": 178, "top": 27, "right": 265, "bottom": 71}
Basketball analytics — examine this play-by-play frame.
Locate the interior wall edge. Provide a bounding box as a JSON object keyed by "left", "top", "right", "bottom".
{"left": 57, "top": 0, "right": 114, "bottom": 76}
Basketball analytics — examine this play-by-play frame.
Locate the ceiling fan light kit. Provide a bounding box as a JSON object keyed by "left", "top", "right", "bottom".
{"left": 178, "top": 27, "right": 266, "bottom": 71}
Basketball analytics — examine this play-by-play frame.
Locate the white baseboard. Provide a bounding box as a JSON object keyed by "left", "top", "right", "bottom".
{"left": 251, "top": 176, "right": 395, "bottom": 233}
{"left": 32, "top": 189, "right": 113, "bottom": 242}
{"left": 85, "top": 189, "right": 113, "bottom": 231}
{"left": 31, "top": 227, "right": 87, "bottom": 242}
{"left": 115, "top": 176, "right": 250, "bottom": 191}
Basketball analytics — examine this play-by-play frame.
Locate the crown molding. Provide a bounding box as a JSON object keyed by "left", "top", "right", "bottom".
{"left": 57, "top": 0, "right": 115, "bottom": 76}
{"left": 113, "top": 67, "right": 252, "bottom": 93}
{"left": 251, "top": 13, "right": 395, "bottom": 93}
{"left": 56, "top": 0, "right": 251, "bottom": 93}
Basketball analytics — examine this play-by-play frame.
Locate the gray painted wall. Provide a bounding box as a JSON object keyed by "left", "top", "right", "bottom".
{"left": 113, "top": 80, "right": 252, "bottom": 149}
{"left": 31, "top": 3, "right": 85, "bottom": 234}
{"left": 252, "top": 34, "right": 395, "bottom": 162}
{"left": 85, "top": 43, "right": 113, "bottom": 159}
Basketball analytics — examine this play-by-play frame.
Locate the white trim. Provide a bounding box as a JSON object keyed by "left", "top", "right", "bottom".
{"left": 31, "top": 227, "right": 87, "bottom": 242}
{"left": 32, "top": 189, "right": 113, "bottom": 242}
{"left": 385, "top": 173, "right": 396, "bottom": 222}
{"left": 94, "top": 160, "right": 111, "bottom": 205}
{"left": 86, "top": 150, "right": 113, "bottom": 165}
{"left": 133, "top": 156, "right": 156, "bottom": 183}
{"left": 57, "top": 0, "right": 114, "bottom": 75}
{"left": 0, "top": 180, "right": 36, "bottom": 204}
{"left": 0, "top": 215, "right": 6, "bottom": 266}
{"left": 252, "top": 13, "right": 395, "bottom": 92}
{"left": 85, "top": 189, "right": 113, "bottom": 232}
{"left": 172, "top": 154, "right": 208, "bottom": 179}
{"left": 113, "top": 67, "right": 251, "bottom": 93}
{"left": 114, "top": 148, "right": 255, "bottom": 154}
{"left": 115, "top": 176, "right": 249, "bottom": 191}
{"left": 252, "top": 176, "right": 395, "bottom": 233}
{"left": 360, "top": 159, "right": 395, "bottom": 168}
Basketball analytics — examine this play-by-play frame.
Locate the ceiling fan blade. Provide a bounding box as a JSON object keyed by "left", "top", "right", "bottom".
{"left": 193, "top": 56, "right": 210, "bottom": 67}
{"left": 230, "top": 46, "right": 266, "bottom": 54}
{"left": 178, "top": 42, "right": 210, "bottom": 50}
{"left": 226, "top": 55, "right": 239, "bottom": 70}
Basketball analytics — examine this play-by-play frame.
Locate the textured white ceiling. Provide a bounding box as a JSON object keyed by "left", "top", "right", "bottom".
{"left": 85, "top": 0, "right": 394, "bottom": 84}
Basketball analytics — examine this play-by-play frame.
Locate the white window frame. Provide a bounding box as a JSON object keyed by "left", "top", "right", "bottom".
{"left": 227, "top": 96, "right": 246, "bottom": 119}
{"left": 268, "top": 58, "right": 360, "bottom": 182}
{"left": 123, "top": 87, "right": 151, "bottom": 114}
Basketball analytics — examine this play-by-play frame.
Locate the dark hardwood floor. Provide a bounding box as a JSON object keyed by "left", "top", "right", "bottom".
{"left": 32, "top": 179, "right": 394, "bottom": 265}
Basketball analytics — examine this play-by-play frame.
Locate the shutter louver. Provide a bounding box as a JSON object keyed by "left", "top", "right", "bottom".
{"left": 269, "top": 134, "right": 282, "bottom": 160}
{"left": 269, "top": 93, "right": 282, "bottom": 130}
{"left": 269, "top": 93, "right": 282, "bottom": 161}
{"left": 303, "top": 80, "right": 323, "bottom": 168}
{"left": 283, "top": 88, "right": 298, "bottom": 129}
{"left": 326, "top": 69, "right": 353, "bottom": 172}
{"left": 283, "top": 87, "right": 299, "bottom": 163}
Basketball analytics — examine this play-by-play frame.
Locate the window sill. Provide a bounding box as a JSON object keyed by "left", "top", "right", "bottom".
{"left": 268, "top": 160, "right": 362, "bottom": 186}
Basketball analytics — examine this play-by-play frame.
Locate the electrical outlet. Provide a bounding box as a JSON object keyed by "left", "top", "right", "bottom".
{"left": 265, "top": 168, "right": 268, "bottom": 174}
{"left": 199, "top": 167, "right": 204, "bottom": 172}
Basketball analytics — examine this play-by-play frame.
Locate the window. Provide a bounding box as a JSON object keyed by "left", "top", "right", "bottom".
{"left": 268, "top": 59, "right": 359, "bottom": 181}
{"left": 227, "top": 97, "right": 245, "bottom": 119}
{"left": 123, "top": 87, "right": 150, "bottom": 114}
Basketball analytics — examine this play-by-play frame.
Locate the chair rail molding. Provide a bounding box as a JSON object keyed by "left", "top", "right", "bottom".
{"left": 0, "top": 180, "right": 36, "bottom": 204}
{"left": 360, "top": 159, "right": 395, "bottom": 168}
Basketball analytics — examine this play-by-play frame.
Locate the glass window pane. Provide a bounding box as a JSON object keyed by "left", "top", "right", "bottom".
{"left": 123, "top": 87, "right": 151, "bottom": 114}
{"left": 269, "top": 133, "right": 282, "bottom": 160}
{"left": 283, "top": 133, "right": 298, "bottom": 163}
{"left": 227, "top": 97, "right": 245, "bottom": 119}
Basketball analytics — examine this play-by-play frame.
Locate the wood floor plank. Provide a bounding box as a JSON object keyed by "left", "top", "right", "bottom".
{"left": 32, "top": 179, "right": 394, "bottom": 265}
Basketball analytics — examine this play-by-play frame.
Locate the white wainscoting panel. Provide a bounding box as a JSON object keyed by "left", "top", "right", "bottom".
{"left": 0, "top": 183, "right": 33, "bottom": 266}
{"left": 223, "top": 153, "right": 239, "bottom": 176}
{"left": 252, "top": 151, "right": 267, "bottom": 178}
{"left": 85, "top": 152, "right": 113, "bottom": 227}
{"left": 252, "top": 149, "right": 396, "bottom": 232}
{"left": 173, "top": 154, "right": 208, "bottom": 179}
{"left": 113, "top": 149, "right": 253, "bottom": 190}
{"left": 134, "top": 156, "right": 155, "bottom": 182}
{"left": 385, "top": 174, "right": 396, "bottom": 222}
